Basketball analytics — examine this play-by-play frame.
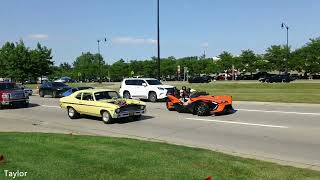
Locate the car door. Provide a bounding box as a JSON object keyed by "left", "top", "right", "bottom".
{"left": 135, "top": 80, "right": 148, "bottom": 98}
{"left": 71, "top": 92, "right": 83, "bottom": 112}
{"left": 78, "top": 92, "right": 99, "bottom": 116}
{"left": 124, "top": 80, "right": 135, "bottom": 97}
{"left": 42, "top": 82, "right": 52, "bottom": 95}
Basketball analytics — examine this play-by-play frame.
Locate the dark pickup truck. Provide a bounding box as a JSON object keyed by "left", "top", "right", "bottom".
{"left": 0, "top": 82, "right": 29, "bottom": 109}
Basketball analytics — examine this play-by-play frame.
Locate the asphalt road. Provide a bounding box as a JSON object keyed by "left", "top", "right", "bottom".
{"left": 1, "top": 96, "right": 320, "bottom": 170}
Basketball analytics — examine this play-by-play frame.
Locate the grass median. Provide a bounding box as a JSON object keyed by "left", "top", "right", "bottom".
{"left": 0, "top": 132, "right": 320, "bottom": 179}
{"left": 25, "top": 80, "right": 320, "bottom": 104}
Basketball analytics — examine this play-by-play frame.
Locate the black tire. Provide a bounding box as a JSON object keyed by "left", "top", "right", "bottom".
{"left": 23, "top": 102, "right": 29, "bottom": 108}
{"left": 0, "top": 104, "right": 3, "bottom": 110}
{"left": 67, "top": 107, "right": 80, "bottom": 119}
{"left": 195, "top": 102, "right": 210, "bottom": 116}
{"left": 39, "top": 90, "right": 44, "bottom": 97}
{"left": 175, "top": 104, "right": 185, "bottom": 113}
{"left": 166, "top": 99, "right": 175, "bottom": 111}
{"left": 52, "top": 91, "right": 57, "bottom": 98}
{"left": 123, "top": 91, "right": 131, "bottom": 99}
{"left": 148, "top": 92, "right": 157, "bottom": 102}
{"left": 133, "top": 115, "right": 142, "bottom": 121}
{"left": 101, "top": 111, "right": 113, "bottom": 124}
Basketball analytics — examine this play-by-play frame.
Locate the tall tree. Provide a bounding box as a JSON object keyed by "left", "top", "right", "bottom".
{"left": 109, "top": 59, "right": 129, "bottom": 81}
{"left": 217, "top": 51, "right": 235, "bottom": 72}
{"left": 239, "top": 49, "right": 259, "bottom": 75}
{"left": 29, "top": 43, "right": 54, "bottom": 82}
{"left": 293, "top": 38, "right": 320, "bottom": 75}
{"left": 73, "top": 52, "right": 104, "bottom": 81}
{"left": 264, "top": 45, "right": 289, "bottom": 73}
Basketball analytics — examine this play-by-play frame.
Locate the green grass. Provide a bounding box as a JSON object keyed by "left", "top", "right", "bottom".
{"left": 25, "top": 81, "right": 320, "bottom": 103}
{"left": 166, "top": 81, "right": 320, "bottom": 104}
{"left": 0, "top": 133, "right": 319, "bottom": 180}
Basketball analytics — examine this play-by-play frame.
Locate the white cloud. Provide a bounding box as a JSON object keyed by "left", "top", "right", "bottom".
{"left": 200, "top": 42, "right": 209, "bottom": 48}
{"left": 27, "top": 34, "right": 49, "bottom": 40}
{"left": 112, "top": 36, "right": 157, "bottom": 45}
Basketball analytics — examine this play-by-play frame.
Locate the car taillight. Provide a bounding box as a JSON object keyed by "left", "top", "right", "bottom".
{"left": 1, "top": 93, "right": 10, "bottom": 101}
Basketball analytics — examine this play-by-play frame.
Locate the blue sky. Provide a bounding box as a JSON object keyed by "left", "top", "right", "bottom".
{"left": 1, "top": 0, "right": 319, "bottom": 65}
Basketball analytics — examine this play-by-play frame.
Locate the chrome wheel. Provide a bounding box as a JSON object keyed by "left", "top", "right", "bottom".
{"left": 102, "top": 111, "right": 112, "bottom": 124}
{"left": 68, "top": 108, "right": 75, "bottom": 117}
{"left": 67, "top": 107, "right": 79, "bottom": 119}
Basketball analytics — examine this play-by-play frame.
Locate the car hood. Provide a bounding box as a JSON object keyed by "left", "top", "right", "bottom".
{"left": 99, "top": 98, "right": 145, "bottom": 107}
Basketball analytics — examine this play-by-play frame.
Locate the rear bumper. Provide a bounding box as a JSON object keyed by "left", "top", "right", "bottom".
{"left": 114, "top": 109, "right": 146, "bottom": 118}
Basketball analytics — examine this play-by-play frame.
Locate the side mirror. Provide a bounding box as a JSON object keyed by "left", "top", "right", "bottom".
{"left": 142, "top": 83, "right": 147, "bottom": 87}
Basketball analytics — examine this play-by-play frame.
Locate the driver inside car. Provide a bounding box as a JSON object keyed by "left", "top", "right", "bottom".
{"left": 179, "top": 86, "right": 196, "bottom": 105}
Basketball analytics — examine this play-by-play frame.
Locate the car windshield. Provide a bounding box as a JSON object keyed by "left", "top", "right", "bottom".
{"left": 52, "top": 82, "right": 67, "bottom": 87}
{"left": 146, "top": 79, "right": 162, "bottom": 85}
{"left": 0, "top": 83, "right": 19, "bottom": 90}
{"left": 94, "top": 91, "right": 120, "bottom": 101}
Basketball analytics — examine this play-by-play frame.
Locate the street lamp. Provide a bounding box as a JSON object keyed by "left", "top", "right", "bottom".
{"left": 157, "top": 0, "right": 161, "bottom": 80}
{"left": 281, "top": 23, "right": 289, "bottom": 74}
{"left": 97, "top": 37, "right": 107, "bottom": 83}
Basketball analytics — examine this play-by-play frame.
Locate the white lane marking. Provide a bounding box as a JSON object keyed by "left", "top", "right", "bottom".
{"left": 40, "top": 105, "right": 60, "bottom": 109}
{"left": 238, "top": 108, "right": 320, "bottom": 116}
{"left": 186, "top": 118, "right": 288, "bottom": 129}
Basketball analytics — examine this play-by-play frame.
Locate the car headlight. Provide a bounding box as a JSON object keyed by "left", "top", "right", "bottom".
{"left": 1, "top": 93, "right": 10, "bottom": 100}
{"left": 140, "top": 105, "right": 145, "bottom": 110}
{"left": 115, "top": 108, "right": 121, "bottom": 113}
{"left": 157, "top": 87, "right": 165, "bottom": 91}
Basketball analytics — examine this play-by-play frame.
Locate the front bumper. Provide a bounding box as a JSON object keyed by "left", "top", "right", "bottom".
{"left": 158, "top": 92, "right": 168, "bottom": 99}
{"left": 114, "top": 109, "right": 146, "bottom": 118}
{"left": 1, "top": 99, "right": 29, "bottom": 106}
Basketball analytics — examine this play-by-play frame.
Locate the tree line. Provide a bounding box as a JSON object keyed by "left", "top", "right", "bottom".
{"left": 1, "top": 38, "right": 319, "bottom": 83}
{"left": 0, "top": 40, "right": 53, "bottom": 83}
{"left": 54, "top": 37, "right": 319, "bottom": 81}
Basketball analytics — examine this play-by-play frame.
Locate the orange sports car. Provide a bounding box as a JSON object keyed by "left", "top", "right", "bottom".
{"left": 166, "top": 91, "right": 234, "bottom": 116}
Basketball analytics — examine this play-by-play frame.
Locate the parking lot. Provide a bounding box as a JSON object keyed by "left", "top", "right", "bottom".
{"left": 1, "top": 96, "right": 320, "bottom": 169}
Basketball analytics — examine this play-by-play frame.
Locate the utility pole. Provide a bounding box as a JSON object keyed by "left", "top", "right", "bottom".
{"left": 281, "top": 23, "right": 289, "bottom": 74}
{"left": 97, "top": 38, "right": 107, "bottom": 83}
{"left": 157, "top": 0, "right": 161, "bottom": 80}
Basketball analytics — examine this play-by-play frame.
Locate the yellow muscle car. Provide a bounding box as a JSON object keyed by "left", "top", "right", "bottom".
{"left": 59, "top": 89, "right": 146, "bottom": 124}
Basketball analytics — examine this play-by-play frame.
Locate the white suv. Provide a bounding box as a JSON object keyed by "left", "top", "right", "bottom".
{"left": 119, "top": 78, "right": 175, "bottom": 102}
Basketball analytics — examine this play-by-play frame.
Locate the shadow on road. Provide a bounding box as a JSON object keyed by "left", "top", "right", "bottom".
{"left": 0, "top": 103, "right": 40, "bottom": 110}
{"left": 214, "top": 109, "right": 238, "bottom": 116}
{"left": 79, "top": 115, "right": 155, "bottom": 124}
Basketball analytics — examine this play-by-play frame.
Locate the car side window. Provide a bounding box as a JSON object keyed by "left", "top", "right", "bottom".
{"left": 82, "top": 93, "right": 94, "bottom": 101}
{"left": 125, "top": 80, "right": 135, "bottom": 85}
{"left": 75, "top": 93, "right": 82, "bottom": 100}
{"left": 136, "top": 80, "right": 145, "bottom": 86}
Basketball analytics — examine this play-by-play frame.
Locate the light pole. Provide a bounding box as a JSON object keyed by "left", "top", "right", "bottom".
{"left": 157, "top": 0, "right": 161, "bottom": 80}
{"left": 97, "top": 37, "right": 107, "bottom": 83}
{"left": 281, "top": 23, "right": 289, "bottom": 74}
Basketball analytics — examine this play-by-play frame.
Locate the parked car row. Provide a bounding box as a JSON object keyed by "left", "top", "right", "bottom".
{"left": 259, "top": 75, "right": 295, "bottom": 83}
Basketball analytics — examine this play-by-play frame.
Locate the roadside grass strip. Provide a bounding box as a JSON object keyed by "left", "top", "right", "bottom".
{"left": 1, "top": 133, "right": 320, "bottom": 179}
